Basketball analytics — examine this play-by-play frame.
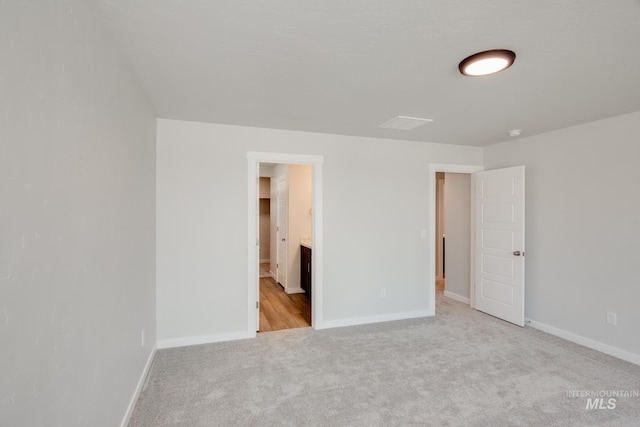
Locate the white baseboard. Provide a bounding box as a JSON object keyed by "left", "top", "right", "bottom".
{"left": 157, "top": 331, "right": 249, "bottom": 350}
{"left": 260, "top": 259, "right": 270, "bottom": 263}
{"left": 316, "top": 309, "right": 431, "bottom": 330}
{"left": 120, "top": 345, "right": 157, "bottom": 427}
{"left": 443, "top": 290, "right": 470, "bottom": 305}
{"left": 270, "top": 271, "right": 276, "bottom": 279}
{"left": 286, "top": 287, "right": 305, "bottom": 294}
{"left": 526, "top": 318, "right": 640, "bottom": 367}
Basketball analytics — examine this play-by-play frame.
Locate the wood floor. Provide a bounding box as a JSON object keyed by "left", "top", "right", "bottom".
{"left": 259, "top": 274, "right": 439, "bottom": 332}
{"left": 259, "top": 276, "right": 311, "bottom": 332}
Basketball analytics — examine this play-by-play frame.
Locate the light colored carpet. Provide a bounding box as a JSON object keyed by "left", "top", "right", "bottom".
{"left": 129, "top": 296, "right": 640, "bottom": 426}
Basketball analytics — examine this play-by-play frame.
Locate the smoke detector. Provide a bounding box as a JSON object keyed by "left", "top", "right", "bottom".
{"left": 378, "top": 116, "right": 433, "bottom": 131}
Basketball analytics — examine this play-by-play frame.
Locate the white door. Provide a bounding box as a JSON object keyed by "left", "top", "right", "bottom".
{"left": 475, "top": 166, "right": 525, "bottom": 326}
{"left": 276, "top": 177, "right": 288, "bottom": 288}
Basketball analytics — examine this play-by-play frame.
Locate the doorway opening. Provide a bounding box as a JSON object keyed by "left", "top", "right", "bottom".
{"left": 429, "top": 164, "right": 526, "bottom": 326}
{"left": 258, "top": 163, "right": 312, "bottom": 332}
{"left": 247, "top": 152, "right": 324, "bottom": 339}
{"left": 428, "top": 164, "right": 484, "bottom": 315}
{"left": 435, "top": 172, "right": 472, "bottom": 304}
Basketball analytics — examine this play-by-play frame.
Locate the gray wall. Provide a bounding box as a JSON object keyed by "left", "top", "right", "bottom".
{"left": 444, "top": 173, "right": 471, "bottom": 301}
{"left": 484, "top": 111, "right": 640, "bottom": 359}
{"left": 156, "top": 119, "right": 482, "bottom": 342}
{"left": 0, "top": 1, "right": 157, "bottom": 426}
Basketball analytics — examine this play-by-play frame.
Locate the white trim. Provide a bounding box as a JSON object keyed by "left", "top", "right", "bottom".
{"left": 428, "top": 163, "right": 483, "bottom": 317}
{"left": 315, "top": 310, "right": 430, "bottom": 330}
{"left": 526, "top": 319, "right": 640, "bottom": 367}
{"left": 119, "top": 345, "right": 157, "bottom": 427}
{"left": 157, "top": 331, "right": 249, "bottom": 350}
{"left": 285, "top": 287, "right": 305, "bottom": 294}
{"left": 443, "top": 290, "right": 470, "bottom": 305}
{"left": 247, "top": 152, "right": 324, "bottom": 337}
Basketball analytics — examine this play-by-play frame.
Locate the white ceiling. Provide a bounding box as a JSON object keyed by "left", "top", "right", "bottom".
{"left": 88, "top": 0, "right": 640, "bottom": 146}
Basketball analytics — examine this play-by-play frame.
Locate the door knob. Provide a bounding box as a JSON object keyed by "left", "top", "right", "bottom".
{"left": 513, "top": 251, "right": 521, "bottom": 256}
{"left": 281, "top": 238, "right": 286, "bottom": 242}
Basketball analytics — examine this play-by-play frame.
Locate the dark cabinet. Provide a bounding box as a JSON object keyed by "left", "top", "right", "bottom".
{"left": 300, "top": 245, "right": 312, "bottom": 299}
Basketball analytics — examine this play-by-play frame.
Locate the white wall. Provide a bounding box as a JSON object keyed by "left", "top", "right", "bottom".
{"left": 483, "top": 111, "right": 640, "bottom": 361}
{"left": 0, "top": 1, "right": 157, "bottom": 427}
{"left": 443, "top": 173, "right": 471, "bottom": 301}
{"left": 156, "top": 119, "right": 482, "bottom": 343}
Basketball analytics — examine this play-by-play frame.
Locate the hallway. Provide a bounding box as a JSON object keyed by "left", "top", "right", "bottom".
{"left": 259, "top": 277, "right": 310, "bottom": 332}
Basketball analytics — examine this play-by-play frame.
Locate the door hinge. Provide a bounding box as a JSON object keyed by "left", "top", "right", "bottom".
{"left": 256, "top": 301, "right": 259, "bottom": 309}
{"left": 256, "top": 238, "right": 259, "bottom": 246}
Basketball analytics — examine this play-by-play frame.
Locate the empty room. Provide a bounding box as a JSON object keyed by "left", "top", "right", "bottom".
{"left": 2, "top": 1, "right": 640, "bottom": 426}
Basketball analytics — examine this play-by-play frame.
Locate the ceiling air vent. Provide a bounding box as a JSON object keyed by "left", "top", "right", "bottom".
{"left": 378, "top": 115, "right": 433, "bottom": 131}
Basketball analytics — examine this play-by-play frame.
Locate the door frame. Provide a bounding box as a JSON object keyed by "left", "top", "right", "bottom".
{"left": 428, "top": 163, "right": 484, "bottom": 315}
{"left": 247, "top": 152, "right": 324, "bottom": 338}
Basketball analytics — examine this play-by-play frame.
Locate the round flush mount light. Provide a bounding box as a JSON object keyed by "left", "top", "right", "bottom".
{"left": 459, "top": 49, "right": 516, "bottom": 77}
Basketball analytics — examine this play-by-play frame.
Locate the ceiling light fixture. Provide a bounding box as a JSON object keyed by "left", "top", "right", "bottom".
{"left": 459, "top": 49, "right": 516, "bottom": 77}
